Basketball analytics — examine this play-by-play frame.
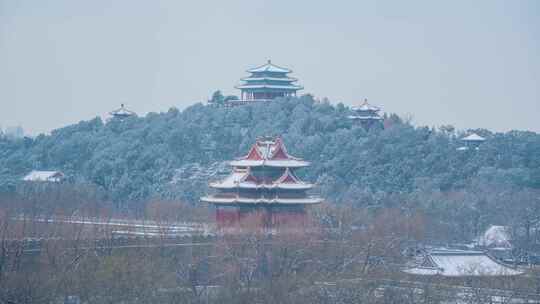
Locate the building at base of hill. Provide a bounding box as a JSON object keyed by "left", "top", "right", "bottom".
{"left": 403, "top": 249, "right": 523, "bottom": 279}
{"left": 201, "top": 136, "right": 322, "bottom": 232}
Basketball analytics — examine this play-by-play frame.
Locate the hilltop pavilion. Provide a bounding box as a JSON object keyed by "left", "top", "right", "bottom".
{"left": 201, "top": 136, "right": 322, "bottom": 232}
{"left": 109, "top": 104, "right": 136, "bottom": 119}
{"left": 232, "top": 60, "right": 303, "bottom": 105}
{"left": 457, "top": 132, "right": 486, "bottom": 151}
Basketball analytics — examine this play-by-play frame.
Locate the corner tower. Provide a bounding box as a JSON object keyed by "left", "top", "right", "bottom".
{"left": 201, "top": 136, "right": 322, "bottom": 232}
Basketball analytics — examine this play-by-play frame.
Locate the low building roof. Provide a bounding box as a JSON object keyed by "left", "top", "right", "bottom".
{"left": 403, "top": 249, "right": 522, "bottom": 277}
{"left": 23, "top": 170, "right": 64, "bottom": 182}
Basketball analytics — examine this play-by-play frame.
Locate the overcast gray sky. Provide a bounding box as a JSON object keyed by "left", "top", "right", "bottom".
{"left": 1, "top": 0, "right": 539, "bottom": 134}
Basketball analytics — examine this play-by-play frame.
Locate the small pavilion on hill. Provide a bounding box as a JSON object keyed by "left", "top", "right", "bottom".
{"left": 457, "top": 132, "right": 486, "bottom": 151}
{"left": 109, "top": 104, "right": 136, "bottom": 120}
{"left": 229, "top": 60, "right": 303, "bottom": 105}
{"left": 348, "top": 99, "right": 384, "bottom": 130}
{"left": 201, "top": 136, "right": 322, "bottom": 232}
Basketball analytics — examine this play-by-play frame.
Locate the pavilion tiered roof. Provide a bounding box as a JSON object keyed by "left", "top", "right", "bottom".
{"left": 247, "top": 61, "right": 292, "bottom": 73}
{"left": 231, "top": 60, "right": 304, "bottom": 104}
{"left": 202, "top": 136, "right": 322, "bottom": 207}
{"left": 348, "top": 99, "right": 383, "bottom": 121}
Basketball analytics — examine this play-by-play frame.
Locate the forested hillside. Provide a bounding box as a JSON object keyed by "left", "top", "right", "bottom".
{"left": 1, "top": 96, "right": 539, "bottom": 214}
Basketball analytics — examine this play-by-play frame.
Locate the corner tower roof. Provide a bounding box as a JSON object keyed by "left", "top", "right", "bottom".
{"left": 230, "top": 136, "right": 309, "bottom": 167}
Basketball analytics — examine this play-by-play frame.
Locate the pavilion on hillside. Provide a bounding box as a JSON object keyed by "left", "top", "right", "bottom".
{"left": 457, "top": 132, "right": 486, "bottom": 151}
{"left": 348, "top": 99, "right": 384, "bottom": 130}
{"left": 201, "top": 136, "right": 322, "bottom": 232}
{"left": 109, "top": 104, "right": 136, "bottom": 120}
{"left": 226, "top": 60, "right": 303, "bottom": 106}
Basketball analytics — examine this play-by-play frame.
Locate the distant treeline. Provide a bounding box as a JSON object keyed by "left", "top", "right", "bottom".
{"left": 1, "top": 95, "right": 539, "bottom": 206}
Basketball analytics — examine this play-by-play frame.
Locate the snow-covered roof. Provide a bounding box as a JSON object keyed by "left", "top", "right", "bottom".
{"left": 229, "top": 159, "right": 309, "bottom": 168}
{"left": 210, "top": 167, "right": 313, "bottom": 190}
{"left": 247, "top": 60, "right": 292, "bottom": 73}
{"left": 229, "top": 137, "right": 309, "bottom": 168}
{"left": 477, "top": 225, "right": 512, "bottom": 248}
{"left": 201, "top": 196, "right": 323, "bottom": 205}
{"left": 235, "top": 84, "right": 303, "bottom": 90}
{"left": 347, "top": 115, "right": 383, "bottom": 121}
{"left": 351, "top": 99, "right": 381, "bottom": 112}
{"left": 461, "top": 133, "right": 486, "bottom": 142}
{"left": 240, "top": 76, "right": 298, "bottom": 82}
{"left": 109, "top": 104, "right": 136, "bottom": 117}
{"left": 202, "top": 136, "right": 322, "bottom": 206}
{"left": 210, "top": 181, "right": 313, "bottom": 190}
{"left": 403, "top": 249, "right": 522, "bottom": 277}
{"left": 23, "top": 170, "right": 64, "bottom": 182}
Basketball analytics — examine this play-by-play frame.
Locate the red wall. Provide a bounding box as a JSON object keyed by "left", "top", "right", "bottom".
{"left": 215, "top": 206, "right": 307, "bottom": 231}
